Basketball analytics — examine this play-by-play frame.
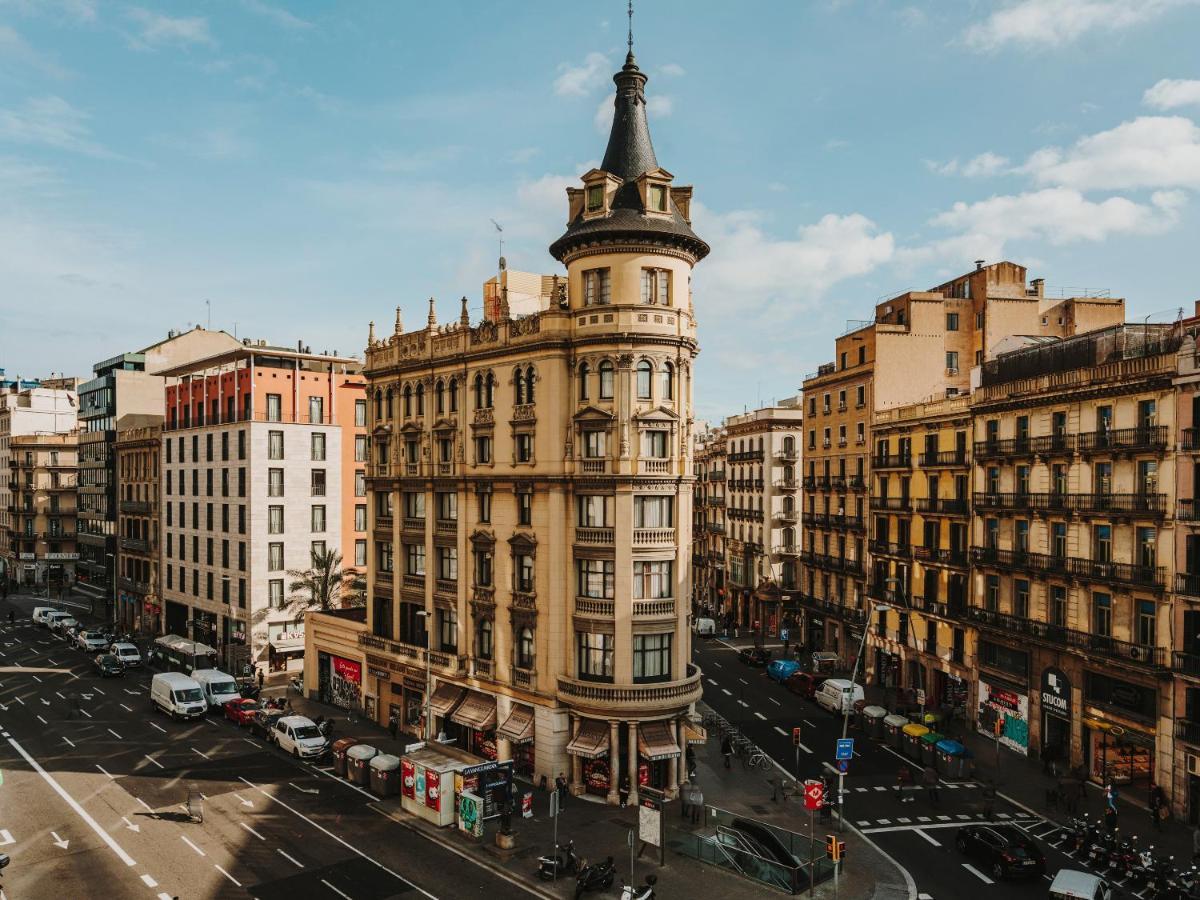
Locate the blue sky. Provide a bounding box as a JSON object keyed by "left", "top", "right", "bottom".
{"left": 2, "top": 0, "right": 1200, "bottom": 421}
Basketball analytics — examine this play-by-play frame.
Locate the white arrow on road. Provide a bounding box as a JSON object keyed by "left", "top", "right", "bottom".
{"left": 123, "top": 689, "right": 140, "bottom": 696}
{"left": 0, "top": 829, "right": 14, "bottom": 846}
{"left": 121, "top": 817, "right": 140, "bottom": 833}
{"left": 39, "top": 698, "right": 50, "bottom": 706}
{"left": 289, "top": 783, "right": 319, "bottom": 795}
{"left": 232, "top": 793, "right": 253, "bottom": 808}
{"left": 50, "top": 831, "right": 69, "bottom": 850}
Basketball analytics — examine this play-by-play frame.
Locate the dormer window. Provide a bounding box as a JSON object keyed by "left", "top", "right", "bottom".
{"left": 586, "top": 184, "right": 605, "bottom": 212}
{"left": 648, "top": 184, "right": 667, "bottom": 212}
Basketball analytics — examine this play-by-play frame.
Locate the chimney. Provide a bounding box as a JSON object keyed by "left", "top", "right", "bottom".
{"left": 975, "top": 259, "right": 985, "bottom": 271}
{"left": 1031, "top": 278, "right": 1045, "bottom": 298}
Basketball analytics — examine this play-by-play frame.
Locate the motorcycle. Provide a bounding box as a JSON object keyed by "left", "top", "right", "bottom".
{"left": 1130, "top": 846, "right": 1157, "bottom": 889}
{"left": 1146, "top": 856, "right": 1177, "bottom": 898}
{"left": 1086, "top": 830, "right": 1114, "bottom": 869}
{"left": 537, "top": 841, "right": 579, "bottom": 880}
{"left": 620, "top": 874, "right": 657, "bottom": 900}
{"left": 575, "top": 856, "right": 616, "bottom": 899}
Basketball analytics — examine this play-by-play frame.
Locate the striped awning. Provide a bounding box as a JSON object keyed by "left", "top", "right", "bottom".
{"left": 637, "top": 720, "right": 681, "bottom": 761}
{"left": 682, "top": 720, "right": 708, "bottom": 745}
{"left": 496, "top": 704, "right": 535, "bottom": 744}
{"left": 565, "top": 719, "right": 610, "bottom": 759}
{"left": 450, "top": 690, "right": 497, "bottom": 730}
{"left": 428, "top": 682, "right": 465, "bottom": 717}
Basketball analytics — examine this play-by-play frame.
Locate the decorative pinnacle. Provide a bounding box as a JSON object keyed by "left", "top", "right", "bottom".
{"left": 628, "top": 0, "right": 634, "bottom": 55}
{"left": 394, "top": 306, "right": 403, "bottom": 334}
{"left": 460, "top": 296, "right": 470, "bottom": 326}
{"left": 368, "top": 321, "right": 375, "bottom": 344}
{"left": 427, "top": 296, "right": 437, "bottom": 327}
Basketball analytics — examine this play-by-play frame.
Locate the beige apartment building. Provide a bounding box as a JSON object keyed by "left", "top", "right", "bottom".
{"left": 691, "top": 426, "right": 727, "bottom": 618}
{"left": 115, "top": 415, "right": 163, "bottom": 634}
{"left": 308, "top": 50, "right": 706, "bottom": 803}
{"left": 7, "top": 433, "right": 78, "bottom": 590}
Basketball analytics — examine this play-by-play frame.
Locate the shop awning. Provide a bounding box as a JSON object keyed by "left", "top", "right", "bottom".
{"left": 565, "top": 719, "right": 610, "bottom": 759}
{"left": 637, "top": 720, "right": 681, "bottom": 761}
{"left": 450, "top": 690, "right": 497, "bottom": 730}
{"left": 496, "top": 704, "right": 535, "bottom": 744}
{"left": 428, "top": 682, "right": 466, "bottom": 717}
{"left": 682, "top": 720, "right": 708, "bottom": 745}
{"left": 270, "top": 639, "right": 305, "bottom": 655}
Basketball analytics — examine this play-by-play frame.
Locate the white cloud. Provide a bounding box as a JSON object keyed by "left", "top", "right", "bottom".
{"left": 962, "top": 0, "right": 1196, "bottom": 51}
{"left": 657, "top": 63, "right": 685, "bottom": 77}
{"left": 0, "top": 24, "right": 69, "bottom": 78}
{"left": 126, "top": 8, "right": 213, "bottom": 48}
{"left": 825, "top": 138, "right": 850, "bottom": 151}
{"left": 0, "top": 95, "right": 113, "bottom": 157}
{"left": 508, "top": 146, "right": 540, "bottom": 164}
{"left": 1144, "top": 78, "right": 1200, "bottom": 110}
{"left": 554, "top": 52, "right": 609, "bottom": 97}
{"left": 647, "top": 95, "right": 672, "bottom": 118}
{"left": 694, "top": 205, "right": 895, "bottom": 315}
{"left": 962, "top": 152, "right": 1010, "bottom": 177}
{"left": 240, "top": 0, "right": 312, "bottom": 30}
{"left": 1020, "top": 116, "right": 1200, "bottom": 191}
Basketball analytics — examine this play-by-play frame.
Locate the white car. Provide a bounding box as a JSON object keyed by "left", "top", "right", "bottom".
{"left": 271, "top": 715, "right": 328, "bottom": 759}
{"left": 75, "top": 630, "right": 109, "bottom": 652}
{"left": 49, "top": 614, "right": 77, "bottom": 634}
{"left": 110, "top": 642, "right": 142, "bottom": 668}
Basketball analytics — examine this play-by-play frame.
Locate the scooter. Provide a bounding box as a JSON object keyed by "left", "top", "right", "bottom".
{"left": 537, "top": 840, "right": 579, "bottom": 880}
{"left": 1130, "top": 845, "right": 1157, "bottom": 889}
{"left": 575, "top": 856, "right": 616, "bottom": 899}
{"left": 620, "top": 874, "right": 657, "bottom": 900}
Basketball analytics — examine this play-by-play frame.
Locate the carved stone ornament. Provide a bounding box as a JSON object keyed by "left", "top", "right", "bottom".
{"left": 617, "top": 353, "right": 635, "bottom": 369}
{"left": 471, "top": 322, "right": 499, "bottom": 345}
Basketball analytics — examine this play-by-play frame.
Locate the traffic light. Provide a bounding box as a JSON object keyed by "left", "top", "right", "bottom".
{"left": 792, "top": 727, "right": 802, "bottom": 747}
{"left": 826, "top": 835, "right": 846, "bottom": 862}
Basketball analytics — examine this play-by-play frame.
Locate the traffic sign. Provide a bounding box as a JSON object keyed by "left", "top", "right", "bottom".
{"left": 803, "top": 779, "right": 824, "bottom": 810}
{"left": 835, "top": 738, "right": 854, "bottom": 761}
{"left": 836, "top": 759, "right": 849, "bottom": 774}
{"left": 780, "top": 628, "right": 790, "bottom": 642}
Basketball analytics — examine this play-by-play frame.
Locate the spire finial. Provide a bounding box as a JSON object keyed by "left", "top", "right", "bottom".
{"left": 427, "top": 296, "right": 437, "bottom": 327}
{"left": 394, "top": 306, "right": 403, "bottom": 334}
{"left": 368, "top": 321, "right": 376, "bottom": 344}
{"left": 627, "top": 0, "right": 634, "bottom": 56}
{"left": 460, "top": 295, "right": 470, "bottom": 326}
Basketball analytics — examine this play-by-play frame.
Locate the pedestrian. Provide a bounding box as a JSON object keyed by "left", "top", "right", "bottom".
{"left": 555, "top": 772, "right": 568, "bottom": 807}
{"left": 982, "top": 778, "right": 997, "bottom": 819}
{"left": 619, "top": 773, "right": 630, "bottom": 808}
{"left": 691, "top": 784, "right": 704, "bottom": 825}
{"left": 1104, "top": 805, "right": 1118, "bottom": 833}
{"left": 896, "top": 764, "right": 914, "bottom": 803}
{"left": 685, "top": 745, "right": 697, "bottom": 781}
{"left": 388, "top": 713, "right": 399, "bottom": 740}
{"left": 257, "top": 668, "right": 264, "bottom": 691}
{"left": 721, "top": 734, "right": 733, "bottom": 770}
{"left": 1149, "top": 782, "right": 1166, "bottom": 831}
{"left": 680, "top": 779, "right": 692, "bottom": 820}
{"left": 922, "top": 766, "right": 940, "bottom": 807}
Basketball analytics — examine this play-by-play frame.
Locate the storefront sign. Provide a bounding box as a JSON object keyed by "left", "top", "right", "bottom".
{"left": 638, "top": 788, "right": 663, "bottom": 849}
{"left": 401, "top": 759, "right": 416, "bottom": 799}
{"left": 977, "top": 678, "right": 1030, "bottom": 756}
{"left": 425, "top": 768, "right": 441, "bottom": 811}
{"left": 368, "top": 667, "right": 389, "bottom": 680}
{"left": 43, "top": 552, "right": 78, "bottom": 561}
{"left": 1040, "top": 667, "right": 1072, "bottom": 720}
{"left": 521, "top": 791, "right": 533, "bottom": 818}
{"left": 457, "top": 791, "right": 483, "bottom": 838}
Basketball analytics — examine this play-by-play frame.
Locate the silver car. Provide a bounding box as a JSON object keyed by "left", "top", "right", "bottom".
{"left": 76, "top": 630, "right": 109, "bottom": 653}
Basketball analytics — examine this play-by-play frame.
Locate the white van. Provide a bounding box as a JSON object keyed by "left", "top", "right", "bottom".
{"left": 45, "top": 611, "right": 73, "bottom": 632}
{"left": 694, "top": 617, "right": 716, "bottom": 638}
{"left": 191, "top": 669, "right": 242, "bottom": 711}
{"left": 32, "top": 607, "right": 57, "bottom": 626}
{"left": 1049, "top": 869, "right": 1111, "bottom": 900}
{"left": 815, "top": 678, "right": 866, "bottom": 715}
{"left": 150, "top": 672, "right": 207, "bottom": 720}
{"left": 271, "top": 715, "right": 328, "bottom": 759}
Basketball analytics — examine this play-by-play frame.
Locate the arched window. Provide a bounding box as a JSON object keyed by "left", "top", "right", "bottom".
{"left": 514, "top": 367, "right": 526, "bottom": 405}
{"left": 448, "top": 377, "right": 458, "bottom": 412}
{"left": 385, "top": 387, "right": 393, "bottom": 419}
{"left": 474, "top": 373, "right": 484, "bottom": 409}
{"left": 403, "top": 384, "right": 412, "bottom": 418}
{"left": 783, "top": 495, "right": 794, "bottom": 514}
{"left": 660, "top": 361, "right": 674, "bottom": 401}
{"left": 478, "top": 618, "right": 493, "bottom": 661}
{"left": 485, "top": 372, "right": 495, "bottom": 408}
{"left": 525, "top": 367, "right": 535, "bottom": 404}
{"left": 636, "top": 360, "right": 653, "bottom": 400}
{"left": 578, "top": 362, "right": 590, "bottom": 401}
{"left": 516, "top": 626, "right": 534, "bottom": 670}
{"left": 435, "top": 379, "right": 445, "bottom": 414}
{"left": 416, "top": 383, "right": 424, "bottom": 416}
{"left": 783, "top": 435, "right": 795, "bottom": 455}
{"left": 598, "top": 361, "right": 614, "bottom": 399}
{"left": 374, "top": 389, "right": 383, "bottom": 420}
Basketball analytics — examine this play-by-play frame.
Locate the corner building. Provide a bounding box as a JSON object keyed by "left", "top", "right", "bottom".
{"left": 340, "top": 52, "right": 706, "bottom": 803}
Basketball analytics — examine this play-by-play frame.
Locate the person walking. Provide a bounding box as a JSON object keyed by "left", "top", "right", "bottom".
{"left": 618, "top": 773, "right": 631, "bottom": 808}
{"left": 691, "top": 783, "right": 704, "bottom": 825}
{"left": 922, "top": 766, "right": 940, "bottom": 807}
{"left": 1149, "top": 782, "right": 1166, "bottom": 831}
{"left": 721, "top": 734, "right": 733, "bottom": 770}
{"left": 982, "top": 778, "right": 997, "bottom": 819}
{"left": 257, "top": 668, "right": 264, "bottom": 691}
{"left": 896, "top": 764, "right": 915, "bottom": 803}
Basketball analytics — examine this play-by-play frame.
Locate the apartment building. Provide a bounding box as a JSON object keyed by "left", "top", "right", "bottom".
{"left": 309, "top": 50, "right": 706, "bottom": 803}
{"left": 0, "top": 383, "right": 77, "bottom": 587}
{"left": 691, "top": 426, "right": 727, "bottom": 618}
{"left": 115, "top": 415, "right": 163, "bottom": 634}
{"left": 7, "top": 433, "right": 78, "bottom": 590}
{"left": 970, "top": 323, "right": 1178, "bottom": 799}
{"left": 159, "top": 344, "right": 366, "bottom": 672}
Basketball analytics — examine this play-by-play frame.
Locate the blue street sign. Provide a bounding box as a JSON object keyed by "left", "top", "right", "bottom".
{"left": 836, "top": 759, "right": 849, "bottom": 774}
{"left": 835, "top": 738, "right": 854, "bottom": 761}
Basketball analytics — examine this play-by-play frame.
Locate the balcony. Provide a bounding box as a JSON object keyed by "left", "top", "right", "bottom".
{"left": 436, "top": 462, "right": 456, "bottom": 477}
{"left": 729, "top": 450, "right": 764, "bottom": 463}
{"left": 774, "top": 449, "right": 799, "bottom": 461}
{"left": 1174, "top": 651, "right": 1200, "bottom": 678}
{"left": 972, "top": 492, "right": 1166, "bottom": 518}
{"left": 1184, "top": 429, "right": 1200, "bottom": 452}
{"left": 118, "top": 576, "right": 150, "bottom": 595}
{"left": 119, "top": 500, "right": 151, "bottom": 514}
{"left": 708, "top": 470, "right": 726, "bottom": 482}
{"left": 776, "top": 510, "right": 799, "bottom": 525}
{"left": 435, "top": 578, "right": 457, "bottom": 597}
{"left": 706, "top": 522, "right": 725, "bottom": 535}
{"left": 580, "top": 459, "right": 608, "bottom": 475}
{"left": 633, "top": 528, "right": 675, "bottom": 547}
{"left": 403, "top": 574, "right": 424, "bottom": 591}
{"left": 915, "top": 497, "right": 968, "bottom": 515}
{"left": 556, "top": 664, "right": 703, "bottom": 712}
{"left": 968, "top": 607, "right": 1166, "bottom": 669}
{"left": 1177, "top": 573, "right": 1200, "bottom": 598}
{"left": 847, "top": 476, "right": 866, "bottom": 492}
{"left": 375, "top": 570, "right": 394, "bottom": 587}
{"left": 1176, "top": 719, "right": 1200, "bottom": 746}
{"left": 774, "top": 477, "right": 798, "bottom": 491}
{"left": 436, "top": 518, "right": 457, "bottom": 535}
{"left": 575, "top": 597, "right": 614, "bottom": 618}
{"left": 119, "top": 537, "right": 149, "bottom": 553}
{"left": 369, "top": 463, "right": 393, "bottom": 479}
{"left": 796, "top": 593, "right": 867, "bottom": 625}
{"left": 913, "top": 545, "right": 968, "bottom": 568}
{"left": 639, "top": 459, "right": 671, "bottom": 475}
{"left": 402, "top": 517, "right": 425, "bottom": 533}
{"left": 799, "top": 550, "right": 863, "bottom": 576}
{"left": 575, "top": 527, "right": 614, "bottom": 545}
{"left": 632, "top": 599, "right": 676, "bottom": 619}
{"left": 773, "top": 544, "right": 801, "bottom": 557}
{"left": 1077, "top": 425, "right": 1168, "bottom": 455}
{"left": 972, "top": 546, "right": 1164, "bottom": 590}
{"left": 872, "top": 454, "right": 912, "bottom": 470}
{"left": 1179, "top": 499, "right": 1200, "bottom": 522}
{"left": 919, "top": 450, "right": 968, "bottom": 467}
{"left": 869, "top": 540, "right": 912, "bottom": 560}
{"left": 869, "top": 496, "right": 912, "bottom": 512}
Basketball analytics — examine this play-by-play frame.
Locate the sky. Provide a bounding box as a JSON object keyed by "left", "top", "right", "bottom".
{"left": 2, "top": 0, "right": 1200, "bottom": 423}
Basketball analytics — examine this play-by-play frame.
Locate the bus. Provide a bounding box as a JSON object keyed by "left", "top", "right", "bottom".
{"left": 150, "top": 634, "right": 218, "bottom": 675}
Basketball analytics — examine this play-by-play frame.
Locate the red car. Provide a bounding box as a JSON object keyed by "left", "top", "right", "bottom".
{"left": 223, "top": 698, "right": 261, "bottom": 726}
{"left": 784, "top": 671, "right": 828, "bottom": 700}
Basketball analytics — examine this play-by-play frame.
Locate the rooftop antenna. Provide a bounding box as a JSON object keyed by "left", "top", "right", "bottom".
{"left": 205, "top": 299, "right": 211, "bottom": 329}
{"left": 627, "top": 0, "right": 634, "bottom": 54}
{"left": 489, "top": 219, "right": 505, "bottom": 270}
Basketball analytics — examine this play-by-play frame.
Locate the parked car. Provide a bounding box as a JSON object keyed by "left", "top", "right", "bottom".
{"left": 44, "top": 611, "right": 73, "bottom": 632}
{"left": 149, "top": 672, "right": 207, "bottom": 720}
{"left": 50, "top": 615, "right": 78, "bottom": 635}
{"left": 955, "top": 825, "right": 1046, "bottom": 880}
{"left": 109, "top": 642, "right": 142, "bottom": 668}
{"left": 93, "top": 654, "right": 124, "bottom": 678}
{"left": 249, "top": 708, "right": 285, "bottom": 740}
{"left": 766, "top": 658, "right": 802, "bottom": 683}
{"left": 192, "top": 670, "right": 242, "bottom": 711}
{"left": 75, "top": 630, "right": 109, "bottom": 653}
{"left": 784, "top": 671, "right": 829, "bottom": 700}
{"left": 271, "top": 715, "right": 328, "bottom": 759}
{"left": 694, "top": 617, "right": 716, "bottom": 638}
{"left": 815, "top": 678, "right": 865, "bottom": 715}
{"left": 1049, "top": 869, "right": 1110, "bottom": 900}
{"left": 738, "top": 647, "right": 772, "bottom": 667}
{"left": 223, "top": 697, "right": 262, "bottom": 726}
{"left": 32, "top": 606, "right": 57, "bottom": 626}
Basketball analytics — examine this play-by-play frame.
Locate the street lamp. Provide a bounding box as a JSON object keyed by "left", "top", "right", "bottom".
{"left": 838, "top": 598, "right": 890, "bottom": 832}
{"left": 416, "top": 609, "right": 433, "bottom": 740}
{"left": 104, "top": 551, "right": 116, "bottom": 625}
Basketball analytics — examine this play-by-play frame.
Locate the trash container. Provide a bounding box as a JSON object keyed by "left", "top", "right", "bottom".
{"left": 921, "top": 711, "right": 942, "bottom": 728}
{"left": 920, "top": 731, "right": 943, "bottom": 767}
{"left": 369, "top": 753, "right": 400, "bottom": 797}
{"left": 863, "top": 705, "right": 888, "bottom": 740}
{"left": 901, "top": 723, "right": 929, "bottom": 761}
{"left": 346, "top": 743, "right": 378, "bottom": 786}
{"left": 332, "top": 737, "right": 360, "bottom": 778}
{"left": 884, "top": 714, "right": 909, "bottom": 749}
{"left": 935, "top": 739, "right": 968, "bottom": 778}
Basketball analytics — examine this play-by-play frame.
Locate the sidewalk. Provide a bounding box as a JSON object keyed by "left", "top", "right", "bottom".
{"left": 273, "top": 687, "right": 911, "bottom": 899}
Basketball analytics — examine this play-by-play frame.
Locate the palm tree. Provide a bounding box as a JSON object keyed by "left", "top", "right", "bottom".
{"left": 282, "top": 547, "right": 365, "bottom": 616}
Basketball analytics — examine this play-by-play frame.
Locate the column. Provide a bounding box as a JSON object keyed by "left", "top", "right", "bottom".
{"left": 607, "top": 719, "right": 621, "bottom": 805}
{"left": 496, "top": 694, "right": 512, "bottom": 763}
{"left": 674, "top": 717, "right": 687, "bottom": 795}
{"left": 569, "top": 714, "right": 583, "bottom": 795}
{"left": 626, "top": 720, "right": 639, "bottom": 806}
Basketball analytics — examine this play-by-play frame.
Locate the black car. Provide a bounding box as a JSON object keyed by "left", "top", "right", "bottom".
{"left": 249, "top": 708, "right": 285, "bottom": 739}
{"left": 955, "top": 824, "right": 1045, "bottom": 880}
{"left": 93, "top": 654, "right": 124, "bottom": 678}
{"left": 738, "top": 647, "right": 772, "bottom": 667}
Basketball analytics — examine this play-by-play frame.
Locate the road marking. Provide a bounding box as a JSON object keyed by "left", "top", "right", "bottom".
{"left": 769, "top": 697, "right": 780, "bottom": 706}
{"left": 47, "top": 658, "right": 57, "bottom": 666}
{"left": 873, "top": 785, "right": 887, "bottom": 792}
{"left": 322, "top": 880, "right": 353, "bottom": 900}
{"left": 963, "top": 863, "right": 995, "bottom": 884}
{"left": 706, "top": 678, "right": 718, "bottom": 686}
{"left": 955, "top": 814, "right": 972, "bottom": 820}
{"left": 215, "top": 864, "right": 242, "bottom": 887}
{"left": 712, "top": 662, "right": 722, "bottom": 668}
{"left": 149, "top": 722, "right": 166, "bottom": 733}
{"left": 877, "top": 818, "right": 891, "bottom": 825}
{"left": 773, "top": 726, "right": 788, "bottom": 737}
{"left": 242, "top": 738, "right": 260, "bottom": 748}
{"left": 936, "top": 815, "right": 951, "bottom": 821}
{"left": 240, "top": 776, "right": 438, "bottom": 899}
{"left": 191, "top": 747, "right": 210, "bottom": 759}
{"left": 32, "top": 675, "right": 42, "bottom": 683}
{"left": 302, "top": 763, "right": 378, "bottom": 801}
{"left": 239, "top": 822, "right": 264, "bottom": 840}
{"left": 3, "top": 734, "right": 137, "bottom": 866}
{"left": 913, "top": 829, "right": 940, "bottom": 846}
{"left": 721, "top": 688, "right": 732, "bottom": 696}
{"left": 143, "top": 754, "right": 164, "bottom": 769}
{"left": 233, "top": 793, "right": 254, "bottom": 808}
{"left": 278, "top": 848, "right": 305, "bottom": 868}
{"left": 738, "top": 678, "right": 748, "bottom": 685}
{"left": 290, "top": 782, "right": 320, "bottom": 795}
{"left": 123, "top": 689, "right": 139, "bottom": 696}
{"left": 93, "top": 687, "right": 104, "bottom": 695}
{"left": 37, "top": 714, "right": 47, "bottom": 725}
{"left": 737, "top": 700, "right": 748, "bottom": 707}
{"left": 916, "top": 816, "right": 931, "bottom": 822}
{"left": 79, "top": 708, "right": 92, "bottom": 718}
{"left": 134, "top": 797, "right": 153, "bottom": 812}
{"left": 803, "top": 719, "right": 815, "bottom": 728}
{"left": 897, "top": 817, "right": 911, "bottom": 823}
{"left": 141, "top": 874, "right": 158, "bottom": 888}
{"left": 62, "top": 736, "right": 75, "bottom": 748}
{"left": 120, "top": 703, "right": 132, "bottom": 712}
{"left": 96, "top": 764, "right": 114, "bottom": 779}
{"left": 754, "top": 711, "right": 767, "bottom": 720}
{"left": 55, "top": 691, "right": 66, "bottom": 700}
{"left": 14, "top": 697, "right": 23, "bottom": 706}
{"left": 107, "top": 728, "right": 123, "bottom": 740}
{"left": 181, "top": 835, "right": 206, "bottom": 857}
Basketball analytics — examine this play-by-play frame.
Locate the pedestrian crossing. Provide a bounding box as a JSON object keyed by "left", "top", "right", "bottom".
{"left": 857, "top": 812, "right": 1030, "bottom": 829}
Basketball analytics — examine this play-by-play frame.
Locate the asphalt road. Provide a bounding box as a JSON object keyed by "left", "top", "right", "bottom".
{"left": 0, "top": 596, "right": 535, "bottom": 900}
{"left": 692, "top": 637, "right": 1140, "bottom": 900}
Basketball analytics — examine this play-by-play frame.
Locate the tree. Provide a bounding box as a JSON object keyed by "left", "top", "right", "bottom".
{"left": 281, "top": 547, "right": 366, "bottom": 617}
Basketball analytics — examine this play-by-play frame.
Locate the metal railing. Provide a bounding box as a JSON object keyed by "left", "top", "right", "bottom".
{"left": 972, "top": 492, "right": 1166, "bottom": 516}
{"left": 872, "top": 454, "right": 912, "bottom": 470}
{"left": 919, "top": 450, "right": 968, "bottom": 467}
{"left": 967, "top": 606, "right": 1166, "bottom": 668}
{"left": 972, "top": 546, "right": 1164, "bottom": 589}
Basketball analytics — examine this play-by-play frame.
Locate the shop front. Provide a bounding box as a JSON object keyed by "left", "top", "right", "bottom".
{"left": 805, "top": 613, "right": 825, "bottom": 652}
{"left": 448, "top": 690, "right": 498, "bottom": 761}
{"left": 873, "top": 648, "right": 900, "bottom": 690}
{"left": 1083, "top": 670, "right": 1159, "bottom": 791}
{"left": 427, "top": 682, "right": 466, "bottom": 740}
{"left": 497, "top": 704, "right": 536, "bottom": 778}
{"left": 566, "top": 719, "right": 611, "bottom": 797}
{"left": 1039, "top": 666, "right": 1072, "bottom": 766}
{"left": 977, "top": 676, "right": 1030, "bottom": 756}
{"left": 267, "top": 623, "right": 305, "bottom": 673}
{"left": 636, "top": 720, "right": 682, "bottom": 791}
{"left": 317, "top": 652, "right": 363, "bottom": 710}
